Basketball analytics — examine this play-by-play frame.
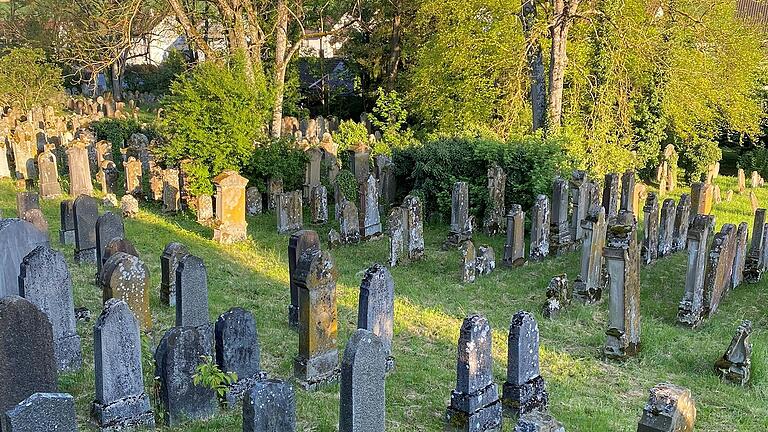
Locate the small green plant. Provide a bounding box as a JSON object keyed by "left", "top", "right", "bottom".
{"left": 193, "top": 356, "right": 237, "bottom": 398}
{"left": 335, "top": 169, "right": 358, "bottom": 203}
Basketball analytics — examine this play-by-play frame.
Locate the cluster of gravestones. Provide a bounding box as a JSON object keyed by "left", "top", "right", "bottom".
{"left": 65, "top": 94, "right": 141, "bottom": 122}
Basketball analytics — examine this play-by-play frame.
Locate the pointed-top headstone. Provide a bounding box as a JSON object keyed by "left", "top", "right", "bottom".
{"left": 357, "top": 264, "right": 395, "bottom": 371}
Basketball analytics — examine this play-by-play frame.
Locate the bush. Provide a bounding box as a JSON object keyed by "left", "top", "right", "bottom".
{"left": 676, "top": 136, "right": 722, "bottom": 182}
{"left": 245, "top": 138, "right": 308, "bottom": 192}
{"left": 124, "top": 50, "right": 188, "bottom": 95}
{"left": 393, "top": 136, "right": 569, "bottom": 221}
{"left": 335, "top": 169, "right": 358, "bottom": 203}
{"left": 739, "top": 146, "right": 768, "bottom": 180}
{"left": 91, "top": 118, "right": 157, "bottom": 164}
{"left": 0, "top": 48, "right": 63, "bottom": 111}
{"left": 333, "top": 120, "right": 369, "bottom": 154}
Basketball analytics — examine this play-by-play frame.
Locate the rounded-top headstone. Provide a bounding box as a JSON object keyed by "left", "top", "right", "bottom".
{"left": 0, "top": 392, "right": 76, "bottom": 432}
{"left": 215, "top": 307, "right": 261, "bottom": 380}
{"left": 99, "top": 252, "right": 152, "bottom": 330}
{"left": 0, "top": 219, "right": 49, "bottom": 298}
{"left": 340, "top": 329, "right": 386, "bottom": 432}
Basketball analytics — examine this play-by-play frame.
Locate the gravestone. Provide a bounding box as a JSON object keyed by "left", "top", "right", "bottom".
{"left": 637, "top": 383, "right": 696, "bottom": 432}
{"left": 339, "top": 200, "right": 361, "bottom": 244}
{"left": 100, "top": 160, "right": 119, "bottom": 195}
{"left": 678, "top": 215, "right": 714, "bottom": 328}
{"left": 388, "top": 207, "right": 405, "bottom": 267}
{"left": 619, "top": 170, "right": 636, "bottom": 214}
{"left": 642, "top": 193, "right": 659, "bottom": 265}
{"left": 0, "top": 219, "right": 49, "bottom": 298}
{"left": 529, "top": 195, "right": 550, "bottom": 261}
{"left": 120, "top": 194, "right": 139, "bottom": 219}
{"left": 603, "top": 211, "right": 641, "bottom": 360}
{"left": 124, "top": 157, "right": 143, "bottom": 197}
{"left": 59, "top": 200, "right": 75, "bottom": 245}
{"left": 99, "top": 252, "right": 152, "bottom": 330}
{"left": 689, "top": 182, "right": 713, "bottom": 223}
{"left": 750, "top": 191, "right": 759, "bottom": 214}
{"left": 73, "top": 195, "right": 98, "bottom": 264}
{"left": 37, "top": 150, "right": 61, "bottom": 198}
{"left": 215, "top": 307, "right": 263, "bottom": 405}
{"left": 374, "top": 154, "right": 397, "bottom": 206}
{"left": 288, "top": 230, "right": 320, "bottom": 329}
{"left": 514, "top": 411, "right": 565, "bottom": 432}
{"left": 243, "top": 380, "right": 296, "bottom": 432}
{"left": 267, "top": 177, "right": 284, "bottom": 211}
{"left": 328, "top": 229, "right": 341, "bottom": 248}
{"left": 550, "top": 177, "right": 573, "bottom": 255}
{"left": 176, "top": 254, "right": 209, "bottom": 327}
{"left": 461, "top": 241, "right": 477, "bottom": 283}
{"left": 657, "top": 198, "right": 676, "bottom": 258}
{"left": 738, "top": 168, "right": 746, "bottom": 193}
{"left": 0, "top": 296, "right": 58, "bottom": 415}
{"left": 346, "top": 149, "right": 371, "bottom": 183}
{"left": 310, "top": 185, "right": 328, "bottom": 224}
{"left": 713, "top": 185, "right": 721, "bottom": 204}
{"left": 445, "top": 182, "right": 472, "bottom": 248}
{"left": 602, "top": 173, "right": 619, "bottom": 218}
{"left": 340, "top": 329, "right": 386, "bottom": 432}
{"left": 703, "top": 225, "right": 736, "bottom": 318}
{"left": 751, "top": 170, "right": 760, "bottom": 188}
{"left": 276, "top": 191, "right": 303, "bottom": 234}
{"left": 484, "top": 164, "right": 507, "bottom": 235}
{"left": 358, "top": 175, "right": 382, "bottom": 239}
{"left": 744, "top": 209, "right": 767, "bottom": 283}
{"left": 574, "top": 207, "right": 607, "bottom": 304}
{"left": 358, "top": 264, "right": 395, "bottom": 371}
{"left": 246, "top": 186, "right": 262, "bottom": 216}
{"left": 95, "top": 211, "right": 124, "bottom": 279}
{"left": 293, "top": 249, "right": 340, "bottom": 389}
{"left": 66, "top": 144, "right": 93, "bottom": 197}
{"left": 303, "top": 147, "right": 323, "bottom": 199}
{"left": 102, "top": 237, "right": 140, "bottom": 264}
{"left": 15, "top": 192, "right": 39, "bottom": 218}
{"left": 476, "top": 245, "right": 496, "bottom": 276}
{"left": 672, "top": 194, "right": 691, "bottom": 252}
{"left": 731, "top": 222, "right": 749, "bottom": 289}
{"left": 149, "top": 162, "right": 164, "bottom": 201}
{"left": 213, "top": 170, "right": 249, "bottom": 243}
{"left": 403, "top": 195, "right": 425, "bottom": 261}
{"left": 503, "top": 205, "right": 526, "bottom": 268}
{"left": 542, "top": 274, "right": 570, "bottom": 319}
{"left": 714, "top": 320, "right": 752, "bottom": 386}
{"left": 0, "top": 393, "right": 76, "bottom": 432}
{"left": 445, "top": 314, "right": 502, "bottom": 432}
{"left": 155, "top": 324, "right": 218, "bottom": 426}
{"left": 197, "top": 195, "right": 214, "bottom": 225}
{"left": 570, "top": 170, "right": 589, "bottom": 242}
{"left": 18, "top": 246, "right": 81, "bottom": 372}
{"left": 162, "top": 168, "right": 181, "bottom": 213}
{"left": 161, "top": 242, "right": 189, "bottom": 306}
{"left": 22, "top": 208, "right": 48, "bottom": 236}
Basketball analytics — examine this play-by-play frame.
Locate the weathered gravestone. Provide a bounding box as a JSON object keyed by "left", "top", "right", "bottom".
{"left": 542, "top": 274, "right": 570, "bottom": 319}
{"left": 102, "top": 238, "right": 140, "bottom": 264}
{"left": 267, "top": 177, "right": 283, "bottom": 211}
{"left": 66, "top": 144, "right": 93, "bottom": 197}
{"left": 73, "top": 195, "right": 98, "bottom": 264}
{"left": 484, "top": 164, "right": 507, "bottom": 235}
{"left": 602, "top": 173, "right": 619, "bottom": 218}
{"left": 124, "top": 157, "right": 143, "bottom": 197}
{"left": 18, "top": 246, "right": 82, "bottom": 372}
{"left": 15, "top": 192, "right": 38, "bottom": 218}
{"left": 445, "top": 182, "right": 473, "bottom": 248}
{"left": 476, "top": 246, "right": 496, "bottom": 276}
{"left": 657, "top": 198, "right": 676, "bottom": 258}
{"left": 246, "top": 186, "right": 262, "bottom": 216}
{"left": 99, "top": 252, "right": 152, "bottom": 330}
{"left": 678, "top": 215, "right": 715, "bottom": 328}
{"left": 713, "top": 185, "right": 721, "bottom": 204}
{"left": 293, "top": 249, "right": 340, "bottom": 389}
{"left": 445, "top": 314, "right": 502, "bottom": 432}
{"left": 339, "top": 200, "right": 361, "bottom": 244}
{"left": 215, "top": 307, "right": 263, "bottom": 406}
{"left": 340, "top": 329, "right": 386, "bottom": 432}
{"left": 503, "top": 205, "right": 526, "bottom": 268}
{"left": 0, "top": 393, "right": 76, "bottom": 432}
{"left": 752, "top": 170, "right": 760, "bottom": 188}
{"left": 176, "top": 254, "right": 209, "bottom": 327}
{"left": 243, "top": 380, "right": 296, "bottom": 432}
{"left": 120, "top": 194, "right": 139, "bottom": 219}
{"left": 276, "top": 191, "right": 303, "bottom": 234}
{"left": 196, "top": 195, "right": 214, "bottom": 225}
{"left": 529, "top": 195, "right": 550, "bottom": 261}
{"left": 388, "top": 207, "right": 405, "bottom": 267}
{"left": 513, "top": 411, "right": 565, "bottom": 432}
{"left": 149, "top": 162, "right": 164, "bottom": 201}
{"left": 0, "top": 219, "right": 49, "bottom": 298}
{"left": 59, "top": 200, "right": 75, "bottom": 245}
{"left": 703, "top": 224, "right": 737, "bottom": 318}
{"left": 461, "top": 241, "right": 477, "bottom": 283}
{"left": 550, "top": 177, "right": 573, "bottom": 256}
{"left": 689, "top": 182, "right": 713, "bottom": 223}
{"left": 99, "top": 160, "right": 119, "bottom": 196}
{"left": 573, "top": 207, "right": 607, "bottom": 304}
{"left": 346, "top": 148, "right": 371, "bottom": 184}
{"left": 738, "top": 168, "right": 746, "bottom": 193}
{"left": 358, "top": 175, "right": 382, "bottom": 239}
{"left": 603, "top": 211, "right": 641, "bottom": 360}
{"left": 502, "top": 311, "right": 548, "bottom": 417}
{"left": 37, "top": 150, "right": 61, "bottom": 199}
{"left": 95, "top": 211, "right": 124, "bottom": 280}
{"left": 672, "top": 194, "right": 691, "bottom": 252}
{"left": 0, "top": 296, "right": 58, "bottom": 415}
{"left": 310, "top": 185, "right": 328, "bottom": 224}
{"left": 162, "top": 168, "right": 181, "bottom": 213}
{"left": 403, "top": 195, "right": 425, "bottom": 261}
{"left": 619, "top": 170, "right": 636, "bottom": 214}
{"left": 636, "top": 383, "right": 696, "bottom": 432}
{"left": 161, "top": 242, "right": 189, "bottom": 306}
{"left": 288, "top": 230, "right": 320, "bottom": 329}
{"left": 715, "top": 320, "right": 752, "bottom": 386}
{"left": 731, "top": 222, "right": 749, "bottom": 289}
{"left": 213, "top": 170, "right": 249, "bottom": 243}
{"left": 155, "top": 325, "right": 218, "bottom": 426}
{"left": 358, "top": 264, "right": 395, "bottom": 371}
{"left": 303, "top": 147, "right": 323, "bottom": 199}
{"left": 570, "top": 170, "right": 589, "bottom": 243}
{"left": 745, "top": 208, "right": 768, "bottom": 283}
{"left": 642, "top": 193, "right": 659, "bottom": 265}
{"left": 21, "top": 208, "right": 48, "bottom": 237}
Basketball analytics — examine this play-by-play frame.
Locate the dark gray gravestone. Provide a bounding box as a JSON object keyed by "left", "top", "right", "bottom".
{"left": 445, "top": 182, "right": 472, "bottom": 248}
{"left": 744, "top": 209, "right": 767, "bottom": 283}
{"left": 95, "top": 211, "right": 125, "bottom": 279}
{"left": 243, "top": 379, "right": 296, "bottom": 432}
{"left": 101, "top": 237, "right": 140, "bottom": 265}
{"left": 542, "top": 274, "right": 570, "bottom": 319}
{"left": 0, "top": 296, "right": 58, "bottom": 415}
{"left": 154, "top": 324, "right": 218, "bottom": 426}
{"left": 15, "top": 192, "right": 39, "bottom": 219}
{"left": 340, "top": 329, "right": 386, "bottom": 432}
{"left": 175, "top": 254, "right": 209, "bottom": 327}
{"left": 357, "top": 264, "right": 395, "bottom": 371}
{"left": 0, "top": 393, "right": 76, "bottom": 432}
{"left": 672, "top": 194, "right": 691, "bottom": 252}
{"left": 657, "top": 198, "right": 676, "bottom": 258}
{"left": 619, "top": 170, "right": 636, "bottom": 214}
{"left": 59, "top": 200, "right": 75, "bottom": 245}
{"left": 514, "top": 411, "right": 565, "bottom": 432}
{"left": 0, "top": 219, "right": 49, "bottom": 298}
{"left": 715, "top": 320, "right": 752, "bottom": 386}
{"left": 445, "top": 314, "right": 502, "bottom": 432}
{"left": 19, "top": 246, "right": 82, "bottom": 372}
{"left": 502, "top": 311, "right": 548, "bottom": 417}
{"left": 503, "top": 205, "right": 525, "bottom": 268}
{"left": 529, "top": 195, "right": 550, "bottom": 261}
{"left": 642, "top": 193, "right": 659, "bottom": 265}
{"left": 637, "top": 383, "right": 696, "bottom": 432}
{"left": 215, "top": 307, "right": 263, "bottom": 406}
{"left": 602, "top": 173, "right": 619, "bottom": 218}
{"left": 73, "top": 195, "right": 98, "bottom": 264}
{"left": 550, "top": 177, "right": 572, "bottom": 256}
{"left": 358, "top": 174, "right": 382, "bottom": 239}
{"left": 288, "top": 230, "right": 320, "bottom": 329}
{"left": 678, "top": 215, "right": 714, "bottom": 328}
{"left": 731, "top": 222, "right": 749, "bottom": 289}
{"left": 403, "top": 195, "right": 425, "bottom": 261}
{"left": 573, "top": 207, "right": 607, "bottom": 304}
{"left": 161, "top": 242, "right": 189, "bottom": 306}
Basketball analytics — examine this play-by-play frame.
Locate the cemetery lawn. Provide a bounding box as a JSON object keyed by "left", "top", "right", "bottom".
{"left": 1, "top": 176, "right": 767, "bottom": 432}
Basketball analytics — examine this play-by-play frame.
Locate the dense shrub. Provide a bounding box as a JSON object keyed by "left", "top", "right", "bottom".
{"left": 393, "top": 136, "right": 569, "bottom": 221}
{"left": 676, "top": 136, "right": 723, "bottom": 182}
{"left": 245, "top": 138, "right": 308, "bottom": 192}
{"left": 0, "top": 48, "right": 63, "bottom": 111}
{"left": 334, "top": 169, "right": 358, "bottom": 203}
{"left": 333, "top": 120, "right": 368, "bottom": 154}
{"left": 124, "top": 50, "right": 188, "bottom": 95}
{"left": 738, "top": 146, "right": 768, "bottom": 180}
{"left": 91, "top": 118, "right": 158, "bottom": 165}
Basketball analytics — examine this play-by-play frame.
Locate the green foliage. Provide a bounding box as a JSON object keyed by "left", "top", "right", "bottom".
{"left": 739, "top": 146, "right": 768, "bottom": 181}
{"left": 371, "top": 88, "right": 417, "bottom": 156}
{"left": 335, "top": 169, "right": 358, "bottom": 203}
{"left": 677, "top": 136, "right": 722, "bottom": 182}
{"left": 124, "top": 50, "right": 188, "bottom": 95}
{"left": 245, "top": 139, "right": 308, "bottom": 192}
{"left": 91, "top": 118, "right": 145, "bottom": 147}
{"left": 333, "top": 120, "right": 369, "bottom": 154}
{"left": 193, "top": 355, "right": 237, "bottom": 398}
{"left": 157, "top": 56, "right": 271, "bottom": 195}
{"left": 0, "top": 48, "right": 63, "bottom": 111}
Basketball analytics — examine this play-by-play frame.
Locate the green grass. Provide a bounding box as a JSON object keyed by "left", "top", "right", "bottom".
{"left": 1, "top": 174, "right": 766, "bottom": 431}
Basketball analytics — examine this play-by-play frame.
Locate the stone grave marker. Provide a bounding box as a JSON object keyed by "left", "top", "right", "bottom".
{"left": 619, "top": 170, "right": 636, "bottom": 214}
{"left": 66, "top": 143, "right": 93, "bottom": 197}
{"left": 267, "top": 177, "right": 284, "bottom": 211}
{"left": 529, "top": 195, "right": 550, "bottom": 261}
{"left": 403, "top": 195, "right": 425, "bottom": 261}
{"left": 750, "top": 191, "right": 759, "bottom": 214}
{"left": 276, "top": 191, "right": 303, "bottom": 234}
{"left": 197, "top": 195, "right": 214, "bottom": 225}
{"left": 358, "top": 174, "right": 382, "bottom": 239}
{"left": 503, "top": 205, "right": 525, "bottom": 268}
{"left": 162, "top": 168, "right": 181, "bottom": 213}
{"left": 37, "top": 150, "right": 61, "bottom": 198}
{"left": 731, "top": 222, "right": 748, "bottom": 289}
{"left": 0, "top": 219, "right": 49, "bottom": 298}
{"left": 357, "top": 264, "right": 395, "bottom": 371}
{"left": 15, "top": 192, "right": 39, "bottom": 218}
{"left": 95, "top": 211, "right": 124, "bottom": 279}
{"left": 550, "top": 177, "right": 573, "bottom": 255}
{"left": 246, "top": 186, "right": 262, "bottom": 216}
{"left": 388, "top": 207, "right": 405, "bottom": 267}
{"left": 21, "top": 208, "right": 48, "bottom": 236}
{"left": 59, "top": 200, "right": 75, "bottom": 245}
{"left": 714, "top": 320, "right": 752, "bottom": 386}
{"left": 303, "top": 147, "right": 323, "bottom": 199}
{"left": 340, "top": 329, "right": 386, "bottom": 432}
{"left": 738, "top": 168, "right": 746, "bottom": 193}
{"left": 215, "top": 307, "right": 263, "bottom": 406}
{"left": 339, "top": 200, "right": 361, "bottom": 244}
{"left": 570, "top": 170, "right": 588, "bottom": 243}
{"left": 637, "top": 383, "right": 696, "bottom": 432}
{"left": 461, "top": 240, "right": 477, "bottom": 283}
{"left": 542, "top": 274, "right": 570, "bottom": 319}
{"left": 243, "top": 380, "right": 295, "bottom": 432}
{"left": 657, "top": 198, "right": 676, "bottom": 258}
{"left": 703, "top": 224, "right": 736, "bottom": 318}
{"left": 124, "top": 157, "right": 143, "bottom": 197}
{"left": 73, "top": 195, "right": 98, "bottom": 264}
{"left": 445, "top": 182, "right": 472, "bottom": 248}
{"left": 744, "top": 209, "right": 767, "bottom": 283}
{"left": 310, "top": 185, "right": 328, "bottom": 224}
{"left": 484, "top": 164, "right": 506, "bottom": 235}
{"left": 213, "top": 170, "right": 249, "bottom": 243}
{"left": 0, "top": 393, "right": 76, "bottom": 432}
{"left": 176, "top": 254, "right": 209, "bottom": 327}
{"left": 476, "top": 245, "right": 496, "bottom": 276}
{"left": 513, "top": 411, "right": 565, "bottom": 432}
{"left": 573, "top": 207, "right": 607, "bottom": 304}
{"left": 161, "top": 242, "right": 189, "bottom": 306}
{"left": 99, "top": 252, "right": 152, "bottom": 330}
{"left": 288, "top": 230, "right": 320, "bottom": 329}
{"left": 677, "top": 215, "right": 715, "bottom": 328}
{"left": 120, "top": 194, "right": 139, "bottom": 218}
{"left": 602, "top": 173, "right": 619, "bottom": 218}
{"left": 642, "top": 193, "right": 659, "bottom": 265}
{"left": 99, "top": 160, "right": 119, "bottom": 196}
{"left": 672, "top": 194, "right": 691, "bottom": 252}
{"left": 502, "top": 311, "right": 548, "bottom": 417}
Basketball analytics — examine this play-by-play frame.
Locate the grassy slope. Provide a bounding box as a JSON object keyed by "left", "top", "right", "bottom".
{"left": 1, "top": 174, "right": 766, "bottom": 432}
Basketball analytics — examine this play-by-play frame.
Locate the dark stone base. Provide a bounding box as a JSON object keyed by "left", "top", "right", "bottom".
{"left": 293, "top": 368, "right": 340, "bottom": 391}
{"left": 59, "top": 229, "right": 75, "bottom": 245}
{"left": 743, "top": 259, "right": 763, "bottom": 284}
{"left": 288, "top": 305, "right": 298, "bottom": 331}
{"left": 55, "top": 334, "right": 83, "bottom": 372}
{"left": 677, "top": 305, "right": 704, "bottom": 328}
{"left": 450, "top": 383, "right": 499, "bottom": 413}
{"left": 502, "top": 375, "right": 548, "bottom": 417}
{"left": 445, "top": 399, "right": 502, "bottom": 432}
{"left": 572, "top": 279, "right": 602, "bottom": 304}
{"left": 75, "top": 248, "right": 97, "bottom": 264}
{"left": 92, "top": 393, "right": 155, "bottom": 431}
{"left": 503, "top": 257, "right": 526, "bottom": 268}
{"left": 603, "top": 342, "right": 641, "bottom": 361}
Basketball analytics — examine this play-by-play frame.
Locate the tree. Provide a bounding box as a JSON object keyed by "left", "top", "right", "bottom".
{"left": 0, "top": 48, "right": 63, "bottom": 111}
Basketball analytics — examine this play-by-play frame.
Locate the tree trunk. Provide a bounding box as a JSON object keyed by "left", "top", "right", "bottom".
{"left": 385, "top": 1, "right": 403, "bottom": 91}
{"left": 520, "top": 0, "right": 547, "bottom": 131}
{"left": 547, "top": 0, "right": 578, "bottom": 132}
{"left": 270, "top": 0, "right": 290, "bottom": 138}
{"left": 110, "top": 52, "right": 126, "bottom": 101}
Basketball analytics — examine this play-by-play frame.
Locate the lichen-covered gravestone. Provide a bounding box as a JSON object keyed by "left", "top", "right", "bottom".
{"left": 120, "top": 194, "right": 139, "bottom": 219}
{"left": 703, "top": 224, "right": 737, "bottom": 318}
{"left": 243, "top": 380, "right": 296, "bottom": 432}
{"left": 573, "top": 207, "right": 607, "bottom": 304}
{"left": 288, "top": 230, "right": 320, "bottom": 329}
{"left": 476, "top": 246, "right": 496, "bottom": 276}
{"left": 672, "top": 194, "right": 691, "bottom": 252}
{"left": 310, "top": 185, "right": 328, "bottom": 224}
{"left": 340, "top": 329, "right": 386, "bottom": 432}
{"left": 276, "top": 191, "right": 303, "bottom": 234}
{"left": 176, "top": 254, "right": 209, "bottom": 327}
{"left": 99, "top": 252, "right": 152, "bottom": 330}
{"left": 715, "top": 320, "right": 752, "bottom": 386}
{"left": 678, "top": 215, "right": 714, "bottom": 328}
{"left": 95, "top": 211, "right": 124, "bottom": 280}
{"left": 0, "top": 296, "right": 58, "bottom": 415}
{"left": 503, "top": 311, "right": 548, "bottom": 417}
{"left": 503, "top": 205, "right": 525, "bottom": 268}
{"left": 569, "top": 170, "right": 588, "bottom": 243}
{"left": 657, "top": 198, "right": 676, "bottom": 258}
{"left": 59, "top": 200, "right": 75, "bottom": 245}
{"left": 358, "top": 174, "right": 382, "bottom": 239}
{"left": 66, "top": 143, "right": 93, "bottom": 197}
{"left": 403, "top": 195, "right": 425, "bottom": 260}
{"left": 1, "top": 393, "right": 76, "bottom": 432}
{"left": 388, "top": 207, "right": 405, "bottom": 267}
{"left": 215, "top": 307, "right": 263, "bottom": 406}
{"left": 22, "top": 208, "right": 48, "bottom": 237}
{"left": 637, "top": 383, "right": 696, "bottom": 432}
{"left": 73, "top": 194, "right": 98, "bottom": 264}
{"left": 155, "top": 325, "right": 218, "bottom": 426}
{"left": 542, "top": 274, "right": 570, "bottom": 319}
{"left": 213, "top": 170, "right": 249, "bottom": 243}
{"left": 445, "top": 182, "right": 472, "bottom": 248}
{"left": 246, "top": 186, "right": 263, "bottom": 216}
{"left": 513, "top": 411, "right": 565, "bottom": 432}
{"left": 161, "top": 242, "right": 189, "bottom": 306}
{"left": 339, "top": 200, "right": 361, "bottom": 244}
{"left": 642, "top": 193, "right": 659, "bottom": 265}
{"left": 731, "top": 222, "right": 749, "bottom": 289}
{"left": 445, "top": 314, "right": 502, "bottom": 432}
{"left": 460, "top": 240, "right": 477, "bottom": 283}
{"left": 529, "top": 195, "right": 550, "bottom": 261}
{"left": 357, "top": 264, "right": 395, "bottom": 371}
{"left": 602, "top": 173, "right": 619, "bottom": 218}
{"left": 0, "top": 219, "right": 49, "bottom": 298}
{"left": 484, "top": 164, "right": 507, "bottom": 236}
{"left": 18, "top": 246, "right": 82, "bottom": 372}
{"left": 549, "top": 177, "right": 573, "bottom": 256}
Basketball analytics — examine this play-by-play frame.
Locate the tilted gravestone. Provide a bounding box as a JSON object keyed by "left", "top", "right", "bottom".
{"left": 503, "top": 311, "right": 548, "bottom": 417}
{"left": 215, "top": 307, "right": 263, "bottom": 406}
{"left": 0, "top": 219, "right": 49, "bottom": 298}
{"left": 1, "top": 392, "right": 76, "bottom": 432}
{"left": 460, "top": 240, "right": 477, "bottom": 283}
{"left": 243, "top": 379, "right": 296, "bottom": 432}
{"left": 704, "top": 224, "right": 737, "bottom": 318}
{"left": 293, "top": 249, "right": 340, "bottom": 390}
{"left": 672, "top": 194, "right": 691, "bottom": 252}
{"left": 0, "top": 296, "right": 58, "bottom": 415}
{"left": 602, "top": 173, "right": 619, "bottom": 218}
{"left": 176, "top": 254, "right": 209, "bottom": 327}
{"left": 542, "top": 274, "right": 570, "bottom": 319}
{"left": 102, "top": 237, "right": 140, "bottom": 266}
{"left": 484, "top": 164, "right": 506, "bottom": 236}
{"left": 73, "top": 194, "right": 99, "bottom": 264}
{"left": 503, "top": 205, "right": 525, "bottom": 268}
{"left": 357, "top": 264, "right": 395, "bottom": 371}
{"left": 731, "top": 222, "right": 749, "bottom": 289}
{"left": 155, "top": 324, "right": 218, "bottom": 426}
{"left": 678, "top": 215, "right": 714, "bottom": 328}
{"left": 95, "top": 211, "right": 124, "bottom": 280}
{"left": 358, "top": 175, "right": 382, "bottom": 239}
{"left": 642, "top": 193, "right": 660, "bottom": 265}
{"left": 445, "top": 182, "right": 472, "bottom": 249}
{"left": 19, "top": 246, "right": 82, "bottom": 372}
{"left": 445, "top": 314, "right": 502, "bottom": 432}
{"left": 657, "top": 198, "right": 676, "bottom": 258}
{"left": 573, "top": 207, "right": 607, "bottom": 304}
{"left": 550, "top": 177, "right": 572, "bottom": 256}
{"left": 100, "top": 252, "right": 152, "bottom": 330}
{"left": 288, "top": 230, "right": 320, "bottom": 329}
{"left": 529, "top": 195, "right": 550, "bottom": 261}
{"left": 161, "top": 242, "right": 189, "bottom": 306}
{"left": 59, "top": 200, "right": 75, "bottom": 245}
{"left": 340, "top": 329, "right": 386, "bottom": 432}
{"left": 715, "top": 320, "right": 752, "bottom": 386}
{"left": 637, "top": 383, "right": 696, "bottom": 432}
